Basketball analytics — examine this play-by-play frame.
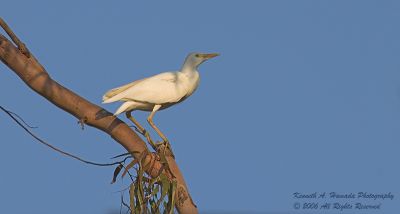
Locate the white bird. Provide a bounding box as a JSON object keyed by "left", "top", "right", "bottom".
{"left": 102, "top": 52, "right": 219, "bottom": 144}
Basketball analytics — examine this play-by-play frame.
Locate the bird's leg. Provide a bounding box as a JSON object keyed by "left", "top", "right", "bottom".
{"left": 147, "top": 107, "right": 175, "bottom": 157}
{"left": 125, "top": 111, "right": 146, "bottom": 135}
{"left": 125, "top": 111, "right": 158, "bottom": 150}
{"left": 147, "top": 105, "right": 172, "bottom": 150}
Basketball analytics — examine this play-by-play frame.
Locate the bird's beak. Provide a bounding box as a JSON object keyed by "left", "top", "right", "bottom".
{"left": 200, "top": 53, "right": 219, "bottom": 59}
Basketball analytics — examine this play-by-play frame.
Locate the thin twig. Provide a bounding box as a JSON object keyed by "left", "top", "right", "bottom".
{"left": 121, "top": 192, "right": 131, "bottom": 214}
{"left": 0, "top": 105, "right": 123, "bottom": 167}
{"left": 122, "top": 164, "right": 135, "bottom": 182}
{"left": 7, "top": 110, "right": 38, "bottom": 128}
{"left": 111, "top": 152, "right": 132, "bottom": 159}
{"left": 0, "top": 17, "right": 30, "bottom": 57}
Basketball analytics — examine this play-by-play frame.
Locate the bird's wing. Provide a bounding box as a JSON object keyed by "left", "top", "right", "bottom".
{"left": 116, "top": 72, "right": 186, "bottom": 104}
{"left": 124, "top": 72, "right": 185, "bottom": 103}
{"left": 102, "top": 79, "right": 144, "bottom": 102}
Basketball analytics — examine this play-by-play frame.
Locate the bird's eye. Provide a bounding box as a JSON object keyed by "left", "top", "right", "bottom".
{"left": 195, "top": 54, "right": 200, "bottom": 57}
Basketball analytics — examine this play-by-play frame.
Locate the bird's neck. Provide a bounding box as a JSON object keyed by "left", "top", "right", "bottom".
{"left": 180, "top": 63, "right": 198, "bottom": 75}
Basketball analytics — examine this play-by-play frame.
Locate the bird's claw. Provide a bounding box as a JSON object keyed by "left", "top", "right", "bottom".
{"left": 155, "top": 140, "right": 169, "bottom": 147}
{"left": 154, "top": 140, "right": 174, "bottom": 157}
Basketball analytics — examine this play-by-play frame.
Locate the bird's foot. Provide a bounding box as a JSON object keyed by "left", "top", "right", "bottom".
{"left": 154, "top": 140, "right": 174, "bottom": 158}
{"left": 154, "top": 140, "right": 169, "bottom": 147}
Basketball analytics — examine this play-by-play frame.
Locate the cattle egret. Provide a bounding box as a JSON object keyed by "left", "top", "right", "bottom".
{"left": 102, "top": 52, "right": 219, "bottom": 144}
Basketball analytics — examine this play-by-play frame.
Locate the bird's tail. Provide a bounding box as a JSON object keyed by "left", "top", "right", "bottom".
{"left": 102, "top": 94, "right": 123, "bottom": 104}
{"left": 114, "top": 101, "right": 136, "bottom": 115}
{"left": 102, "top": 88, "right": 129, "bottom": 104}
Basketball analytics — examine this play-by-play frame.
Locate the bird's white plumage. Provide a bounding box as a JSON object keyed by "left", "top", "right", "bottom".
{"left": 102, "top": 52, "right": 217, "bottom": 115}
{"left": 103, "top": 72, "right": 197, "bottom": 105}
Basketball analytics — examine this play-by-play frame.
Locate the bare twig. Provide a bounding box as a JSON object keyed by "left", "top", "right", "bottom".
{"left": 121, "top": 193, "right": 131, "bottom": 214}
{"left": 7, "top": 110, "right": 38, "bottom": 128}
{"left": 0, "top": 17, "right": 197, "bottom": 213}
{"left": 111, "top": 152, "right": 132, "bottom": 159}
{"left": 1, "top": 105, "right": 122, "bottom": 167}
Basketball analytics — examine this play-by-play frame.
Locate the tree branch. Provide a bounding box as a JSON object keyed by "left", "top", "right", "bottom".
{"left": 0, "top": 18, "right": 30, "bottom": 57}
{"left": 0, "top": 105, "right": 128, "bottom": 166}
{"left": 0, "top": 17, "right": 197, "bottom": 213}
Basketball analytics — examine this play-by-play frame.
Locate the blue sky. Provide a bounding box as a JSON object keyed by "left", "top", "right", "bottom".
{"left": 1, "top": 0, "right": 400, "bottom": 213}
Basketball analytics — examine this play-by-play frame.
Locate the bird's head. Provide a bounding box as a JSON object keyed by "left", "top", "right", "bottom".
{"left": 182, "top": 52, "right": 219, "bottom": 70}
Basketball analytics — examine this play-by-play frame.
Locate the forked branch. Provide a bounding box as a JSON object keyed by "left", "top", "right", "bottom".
{"left": 0, "top": 17, "right": 197, "bottom": 213}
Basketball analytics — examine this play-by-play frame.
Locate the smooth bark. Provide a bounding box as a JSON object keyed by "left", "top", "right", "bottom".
{"left": 0, "top": 18, "right": 197, "bottom": 213}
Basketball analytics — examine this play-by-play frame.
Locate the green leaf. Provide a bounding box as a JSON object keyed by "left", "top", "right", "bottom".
{"left": 163, "top": 201, "right": 169, "bottom": 214}
{"left": 150, "top": 198, "right": 159, "bottom": 214}
{"left": 167, "top": 180, "right": 177, "bottom": 214}
{"left": 151, "top": 185, "right": 160, "bottom": 198}
{"left": 160, "top": 174, "right": 170, "bottom": 199}
{"left": 129, "top": 183, "right": 135, "bottom": 214}
{"left": 122, "top": 158, "right": 138, "bottom": 178}
{"left": 133, "top": 179, "right": 144, "bottom": 213}
{"left": 110, "top": 163, "right": 123, "bottom": 184}
{"left": 156, "top": 174, "right": 170, "bottom": 209}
